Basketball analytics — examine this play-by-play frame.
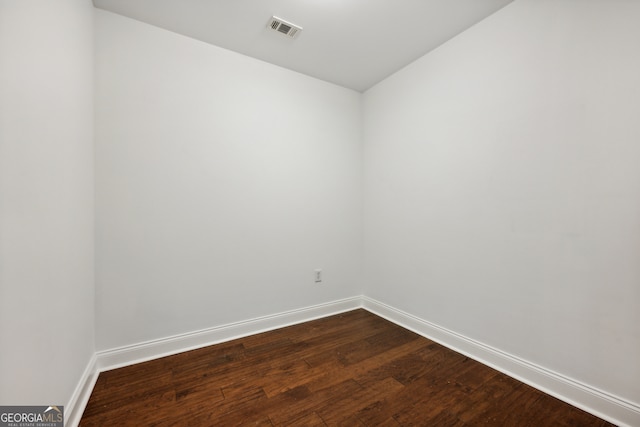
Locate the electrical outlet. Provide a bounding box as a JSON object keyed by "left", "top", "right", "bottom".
{"left": 314, "top": 269, "right": 322, "bottom": 283}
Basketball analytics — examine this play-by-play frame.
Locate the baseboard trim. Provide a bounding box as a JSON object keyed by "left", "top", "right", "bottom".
{"left": 362, "top": 296, "right": 640, "bottom": 427}
{"left": 96, "top": 296, "right": 362, "bottom": 373}
{"left": 65, "top": 354, "right": 99, "bottom": 427}
{"left": 76, "top": 295, "right": 639, "bottom": 426}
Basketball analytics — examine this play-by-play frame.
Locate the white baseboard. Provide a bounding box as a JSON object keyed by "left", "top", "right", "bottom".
{"left": 73, "top": 295, "right": 639, "bottom": 427}
{"left": 96, "top": 296, "right": 362, "bottom": 372}
{"left": 65, "top": 354, "right": 99, "bottom": 427}
{"left": 362, "top": 296, "right": 640, "bottom": 427}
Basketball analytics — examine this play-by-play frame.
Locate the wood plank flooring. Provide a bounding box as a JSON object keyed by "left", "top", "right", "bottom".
{"left": 80, "top": 309, "right": 616, "bottom": 426}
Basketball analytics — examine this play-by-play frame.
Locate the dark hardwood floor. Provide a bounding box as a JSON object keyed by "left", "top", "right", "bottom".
{"left": 81, "top": 309, "right": 615, "bottom": 426}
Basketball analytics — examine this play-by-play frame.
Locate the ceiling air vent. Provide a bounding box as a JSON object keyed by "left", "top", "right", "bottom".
{"left": 267, "top": 16, "right": 302, "bottom": 39}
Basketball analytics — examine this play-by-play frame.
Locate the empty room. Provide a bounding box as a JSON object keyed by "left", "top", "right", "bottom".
{"left": 1, "top": 0, "right": 638, "bottom": 425}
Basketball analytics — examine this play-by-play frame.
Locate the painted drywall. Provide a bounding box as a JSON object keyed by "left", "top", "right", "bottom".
{"left": 364, "top": 0, "right": 640, "bottom": 408}
{"left": 94, "top": 10, "right": 362, "bottom": 351}
{"left": 0, "top": 0, "right": 95, "bottom": 409}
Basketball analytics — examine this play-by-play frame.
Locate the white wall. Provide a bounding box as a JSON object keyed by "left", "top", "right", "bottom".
{"left": 94, "top": 10, "right": 362, "bottom": 351}
{"left": 0, "top": 0, "right": 95, "bottom": 409}
{"left": 364, "top": 0, "right": 640, "bottom": 408}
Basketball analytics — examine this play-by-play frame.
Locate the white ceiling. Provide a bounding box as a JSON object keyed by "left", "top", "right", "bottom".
{"left": 92, "top": 0, "right": 514, "bottom": 92}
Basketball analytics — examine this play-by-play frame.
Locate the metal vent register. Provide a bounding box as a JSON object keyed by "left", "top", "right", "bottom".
{"left": 267, "top": 16, "right": 302, "bottom": 38}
